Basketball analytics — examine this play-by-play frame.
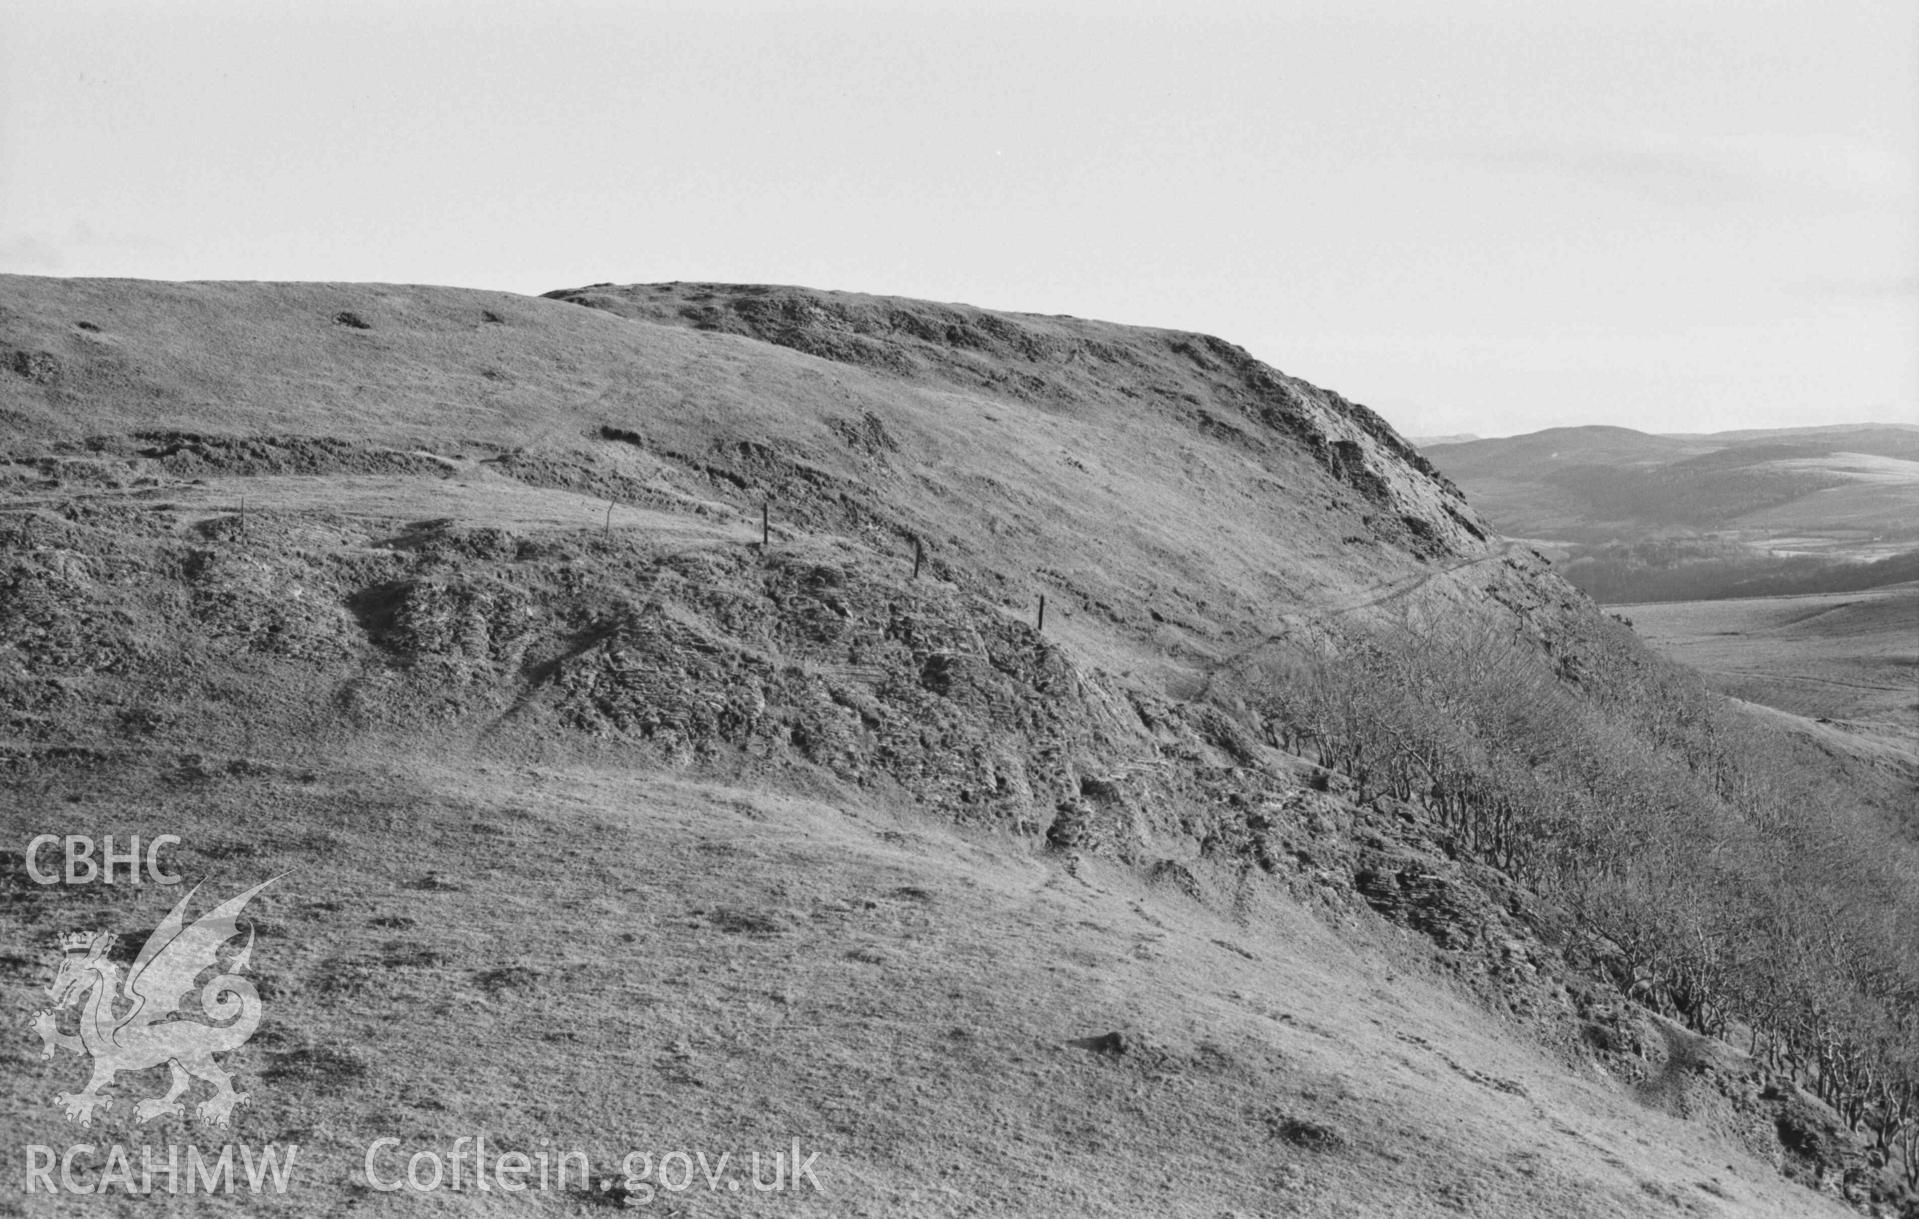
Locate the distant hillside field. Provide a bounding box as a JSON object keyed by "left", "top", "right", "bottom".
{"left": 1422, "top": 424, "right": 1919, "bottom": 604}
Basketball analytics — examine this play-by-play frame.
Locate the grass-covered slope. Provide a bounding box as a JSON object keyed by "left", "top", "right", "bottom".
{"left": 0, "top": 275, "right": 1489, "bottom": 676}
{"left": 1, "top": 276, "right": 1906, "bottom": 1216}
{"left": 3, "top": 754, "right": 1855, "bottom": 1218}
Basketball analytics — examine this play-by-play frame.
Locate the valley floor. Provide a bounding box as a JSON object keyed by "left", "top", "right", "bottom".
{"left": 1615, "top": 584, "right": 1918, "bottom": 738}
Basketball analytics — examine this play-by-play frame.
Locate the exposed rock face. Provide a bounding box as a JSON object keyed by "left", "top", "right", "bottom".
{"left": 0, "top": 501, "right": 1300, "bottom": 858}
{"left": 1354, "top": 849, "right": 1488, "bottom": 950}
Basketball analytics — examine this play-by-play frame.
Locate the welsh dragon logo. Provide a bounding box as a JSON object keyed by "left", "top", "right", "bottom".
{"left": 30, "top": 879, "right": 274, "bottom": 1128}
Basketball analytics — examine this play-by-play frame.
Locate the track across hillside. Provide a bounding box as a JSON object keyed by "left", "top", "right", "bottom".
{"left": 1197, "top": 540, "right": 1533, "bottom": 701}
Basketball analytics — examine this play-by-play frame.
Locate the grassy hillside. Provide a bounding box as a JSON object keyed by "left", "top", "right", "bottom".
{"left": 2, "top": 276, "right": 1913, "bottom": 1216}
{"left": 0, "top": 275, "right": 1494, "bottom": 679}
{"left": 5, "top": 752, "right": 1864, "bottom": 1218}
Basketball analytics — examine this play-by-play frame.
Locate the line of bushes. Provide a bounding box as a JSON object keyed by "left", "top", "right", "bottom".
{"left": 1251, "top": 609, "right": 1919, "bottom": 1187}
{"left": 1564, "top": 543, "right": 1919, "bottom": 604}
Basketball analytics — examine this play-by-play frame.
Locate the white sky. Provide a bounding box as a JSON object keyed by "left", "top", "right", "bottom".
{"left": 1, "top": 0, "right": 1913, "bottom": 438}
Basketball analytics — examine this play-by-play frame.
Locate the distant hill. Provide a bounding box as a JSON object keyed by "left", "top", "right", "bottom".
{"left": 1423, "top": 423, "right": 1919, "bottom": 601}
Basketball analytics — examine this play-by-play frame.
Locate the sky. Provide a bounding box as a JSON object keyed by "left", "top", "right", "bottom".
{"left": 1, "top": 0, "right": 1913, "bottom": 438}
